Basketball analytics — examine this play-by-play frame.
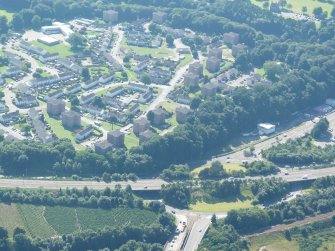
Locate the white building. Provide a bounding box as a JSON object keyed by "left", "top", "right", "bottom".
{"left": 258, "top": 123, "right": 276, "bottom": 135}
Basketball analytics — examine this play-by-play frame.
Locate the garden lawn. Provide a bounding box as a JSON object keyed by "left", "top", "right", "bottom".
{"left": 30, "top": 41, "right": 74, "bottom": 58}
{"left": 125, "top": 131, "right": 139, "bottom": 149}
{"left": 122, "top": 37, "right": 176, "bottom": 59}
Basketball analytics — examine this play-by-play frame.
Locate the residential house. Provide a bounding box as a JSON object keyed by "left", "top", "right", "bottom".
{"left": 64, "top": 84, "right": 81, "bottom": 95}
{"left": 14, "top": 94, "right": 38, "bottom": 108}
{"left": 80, "top": 93, "right": 96, "bottom": 105}
{"left": 39, "top": 53, "right": 59, "bottom": 63}
{"left": 128, "top": 82, "right": 150, "bottom": 93}
{"left": 81, "top": 104, "right": 103, "bottom": 116}
{"left": 105, "top": 86, "right": 125, "bottom": 98}
{"left": 82, "top": 79, "right": 100, "bottom": 90}
{"left": 76, "top": 125, "right": 94, "bottom": 141}
{"left": 0, "top": 110, "right": 20, "bottom": 125}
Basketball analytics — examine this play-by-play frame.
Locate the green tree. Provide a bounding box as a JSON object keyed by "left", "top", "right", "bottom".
{"left": 31, "top": 15, "right": 41, "bottom": 30}
{"left": 11, "top": 14, "right": 24, "bottom": 31}
{"left": 141, "top": 73, "right": 152, "bottom": 85}
{"left": 67, "top": 32, "right": 86, "bottom": 50}
{"left": 263, "top": 61, "right": 283, "bottom": 81}
{"left": 166, "top": 34, "right": 174, "bottom": 47}
{"left": 0, "top": 16, "right": 8, "bottom": 34}
{"left": 81, "top": 67, "right": 90, "bottom": 81}
{"left": 311, "top": 118, "right": 329, "bottom": 138}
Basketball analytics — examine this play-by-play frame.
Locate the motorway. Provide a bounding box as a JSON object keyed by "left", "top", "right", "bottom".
{"left": 0, "top": 178, "right": 167, "bottom": 191}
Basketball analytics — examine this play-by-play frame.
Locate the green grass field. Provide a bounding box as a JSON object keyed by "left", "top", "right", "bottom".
{"left": 160, "top": 100, "right": 179, "bottom": 127}
{"left": 249, "top": 232, "right": 299, "bottom": 251}
{"left": 0, "top": 203, "right": 158, "bottom": 238}
{"left": 30, "top": 41, "right": 74, "bottom": 59}
{"left": 191, "top": 163, "right": 246, "bottom": 178}
{"left": 251, "top": 0, "right": 334, "bottom": 17}
{"left": 0, "top": 9, "right": 13, "bottom": 21}
{"left": 190, "top": 199, "right": 253, "bottom": 213}
{"left": 125, "top": 131, "right": 139, "bottom": 149}
{"left": 177, "top": 54, "right": 194, "bottom": 69}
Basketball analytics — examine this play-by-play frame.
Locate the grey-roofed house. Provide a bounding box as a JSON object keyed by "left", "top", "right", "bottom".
{"left": 107, "top": 130, "right": 124, "bottom": 147}
{"left": 176, "top": 106, "right": 192, "bottom": 124}
{"left": 61, "top": 110, "right": 81, "bottom": 128}
{"left": 76, "top": 125, "right": 94, "bottom": 141}
{"left": 95, "top": 140, "right": 113, "bottom": 154}
{"left": 0, "top": 110, "right": 20, "bottom": 125}
{"left": 133, "top": 116, "right": 150, "bottom": 135}
{"left": 80, "top": 93, "right": 96, "bottom": 105}
{"left": 139, "top": 130, "right": 156, "bottom": 144}
{"left": 14, "top": 94, "right": 38, "bottom": 108}
{"left": 47, "top": 99, "right": 65, "bottom": 116}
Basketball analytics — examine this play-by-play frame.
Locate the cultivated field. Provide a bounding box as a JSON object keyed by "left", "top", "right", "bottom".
{"left": 0, "top": 203, "right": 158, "bottom": 238}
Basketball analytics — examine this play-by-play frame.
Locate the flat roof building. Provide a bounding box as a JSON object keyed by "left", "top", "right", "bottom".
{"left": 152, "top": 108, "right": 166, "bottom": 126}
{"left": 139, "top": 130, "right": 156, "bottom": 144}
{"left": 133, "top": 117, "right": 150, "bottom": 135}
{"left": 152, "top": 11, "right": 168, "bottom": 24}
{"left": 47, "top": 99, "right": 65, "bottom": 117}
{"left": 176, "top": 106, "right": 192, "bottom": 124}
{"left": 184, "top": 73, "right": 199, "bottom": 87}
{"left": 206, "top": 57, "right": 221, "bottom": 73}
{"left": 107, "top": 130, "right": 124, "bottom": 147}
{"left": 61, "top": 110, "right": 81, "bottom": 129}
{"left": 103, "top": 10, "right": 118, "bottom": 24}
{"left": 95, "top": 140, "right": 113, "bottom": 154}
{"left": 201, "top": 83, "right": 217, "bottom": 98}
{"left": 37, "top": 36, "right": 60, "bottom": 46}
{"left": 223, "top": 32, "right": 239, "bottom": 45}
{"left": 258, "top": 123, "right": 276, "bottom": 135}
{"left": 189, "top": 62, "right": 203, "bottom": 77}
{"left": 208, "top": 48, "right": 223, "bottom": 60}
